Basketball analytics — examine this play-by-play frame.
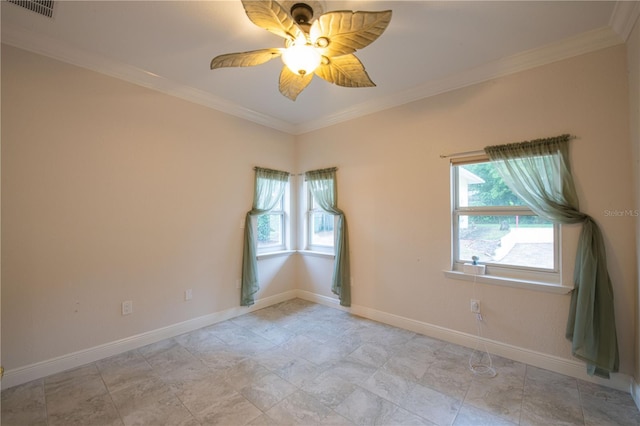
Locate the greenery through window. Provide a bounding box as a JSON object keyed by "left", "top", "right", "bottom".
{"left": 308, "top": 190, "right": 335, "bottom": 249}
{"left": 256, "top": 188, "right": 286, "bottom": 252}
{"left": 453, "top": 160, "right": 557, "bottom": 271}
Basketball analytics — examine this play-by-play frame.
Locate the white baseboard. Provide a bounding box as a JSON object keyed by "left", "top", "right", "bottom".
{"left": 3, "top": 288, "right": 633, "bottom": 396}
{"left": 1, "top": 290, "right": 297, "bottom": 390}
{"left": 295, "top": 290, "right": 633, "bottom": 394}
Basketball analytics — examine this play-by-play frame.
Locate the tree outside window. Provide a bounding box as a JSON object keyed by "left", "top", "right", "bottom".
{"left": 454, "top": 161, "right": 557, "bottom": 271}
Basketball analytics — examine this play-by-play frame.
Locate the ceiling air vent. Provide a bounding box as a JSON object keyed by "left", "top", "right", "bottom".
{"left": 7, "top": 0, "right": 55, "bottom": 18}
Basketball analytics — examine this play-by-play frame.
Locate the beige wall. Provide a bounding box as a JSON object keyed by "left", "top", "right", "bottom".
{"left": 296, "top": 44, "right": 636, "bottom": 375}
{"left": 627, "top": 17, "right": 640, "bottom": 387}
{"left": 1, "top": 45, "right": 296, "bottom": 369}
{"left": 2, "top": 41, "right": 637, "bottom": 380}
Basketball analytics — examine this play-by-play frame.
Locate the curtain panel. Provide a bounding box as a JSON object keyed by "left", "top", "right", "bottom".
{"left": 305, "top": 168, "right": 351, "bottom": 306}
{"left": 484, "top": 135, "right": 619, "bottom": 378}
{"left": 241, "top": 167, "right": 290, "bottom": 306}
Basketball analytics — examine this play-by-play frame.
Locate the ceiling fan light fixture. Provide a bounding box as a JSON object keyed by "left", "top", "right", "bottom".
{"left": 210, "top": 1, "right": 392, "bottom": 100}
{"left": 281, "top": 38, "right": 321, "bottom": 76}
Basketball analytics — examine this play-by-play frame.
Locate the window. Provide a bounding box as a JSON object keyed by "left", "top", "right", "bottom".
{"left": 307, "top": 186, "right": 335, "bottom": 251}
{"left": 452, "top": 159, "right": 559, "bottom": 278}
{"left": 256, "top": 181, "right": 289, "bottom": 253}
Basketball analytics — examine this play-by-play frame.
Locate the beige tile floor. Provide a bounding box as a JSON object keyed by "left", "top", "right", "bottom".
{"left": 2, "top": 298, "right": 639, "bottom": 425}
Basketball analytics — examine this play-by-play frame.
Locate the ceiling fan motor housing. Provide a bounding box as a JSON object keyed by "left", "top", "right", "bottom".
{"left": 290, "top": 3, "right": 314, "bottom": 25}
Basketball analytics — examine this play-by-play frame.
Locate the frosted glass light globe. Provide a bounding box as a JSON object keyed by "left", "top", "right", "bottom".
{"left": 282, "top": 41, "right": 321, "bottom": 76}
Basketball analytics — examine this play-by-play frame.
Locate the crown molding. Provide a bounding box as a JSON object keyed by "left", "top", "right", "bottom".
{"left": 609, "top": 0, "right": 640, "bottom": 42}
{"left": 294, "top": 26, "right": 624, "bottom": 134}
{"left": 2, "top": 22, "right": 624, "bottom": 136}
{"left": 1, "top": 25, "right": 297, "bottom": 135}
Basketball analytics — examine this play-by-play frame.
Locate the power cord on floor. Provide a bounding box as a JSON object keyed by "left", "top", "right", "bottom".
{"left": 469, "top": 270, "right": 497, "bottom": 378}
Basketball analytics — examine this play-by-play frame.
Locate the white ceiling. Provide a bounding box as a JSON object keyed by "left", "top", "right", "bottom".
{"left": 2, "top": 1, "right": 639, "bottom": 134}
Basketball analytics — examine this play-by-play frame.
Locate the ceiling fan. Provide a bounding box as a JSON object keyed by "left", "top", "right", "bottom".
{"left": 210, "top": 0, "right": 392, "bottom": 101}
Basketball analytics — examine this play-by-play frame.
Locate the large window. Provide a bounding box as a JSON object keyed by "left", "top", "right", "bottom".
{"left": 256, "top": 182, "right": 289, "bottom": 253}
{"left": 307, "top": 187, "right": 335, "bottom": 251}
{"left": 452, "top": 159, "right": 559, "bottom": 275}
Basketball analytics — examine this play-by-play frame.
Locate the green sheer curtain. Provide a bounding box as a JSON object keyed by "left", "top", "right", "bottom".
{"left": 484, "top": 134, "right": 619, "bottom": 378}
{"left": 305, "top": 168, "right": 351, "bottom": 307}
{"left": 241, "top": 167, "right": 290, "bottom": 306}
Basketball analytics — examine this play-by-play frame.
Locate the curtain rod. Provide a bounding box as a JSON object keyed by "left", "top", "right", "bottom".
{"left": 440, "top": 134, "right": 578, "bottom": 159}
{"left": 292, "top": 167, "right": 339, "bottom": 176}
{"left": 439, "top": 149, "right": 485, "bottom": 159}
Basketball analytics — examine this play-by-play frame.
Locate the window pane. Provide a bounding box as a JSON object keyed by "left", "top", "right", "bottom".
{"left": 457, "top": 215, "right": 554, "bottom": 269}
{"left": 275, "top": 195, "right": 284, "bottom": 210}
{"left": 257, "top": 214, "right": 283, "bottom": 249}
{"left": 457, "top": 163, "right": 526, "bottom": 207}
{"left": 310, "top": 212, "right": 334, "bottom": 247}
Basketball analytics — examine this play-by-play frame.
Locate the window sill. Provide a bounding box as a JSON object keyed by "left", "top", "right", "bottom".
{"left": 443, "top": 270, "right": 573, "bottom": 294}
{"left": 296, "top": 250, "right": 335, "bottom": 259}
{"left": 256, "top": 250, "right": 295, "bottom": 260}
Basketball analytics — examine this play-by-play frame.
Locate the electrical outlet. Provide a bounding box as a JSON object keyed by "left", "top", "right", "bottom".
{"left": 470, "top": 299, "right": 480, "bottom": 313}
{"left": 185, "top": 289, "right": 193, "bottom": 301}
{"left": 236, "top": 279, "right": 241, "bottom": 289}
{"left": 122, "top": 300, "right": 133, "bottom": 316}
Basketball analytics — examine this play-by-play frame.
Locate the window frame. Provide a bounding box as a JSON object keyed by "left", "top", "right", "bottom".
{"left": 255, "top": 180, "right": 290, "bottom": 254}
{"left": 451, "top": 157, "right": 561, "bottom": 283}
{"left": 305, "top": 183, "right": 336, "bottom": 253}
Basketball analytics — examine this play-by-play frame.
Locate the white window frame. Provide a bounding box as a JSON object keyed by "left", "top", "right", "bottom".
{"left": 450, "top": 157, "right": 561, "bottom": 285}
{"left": 304, "top": 183, "right": 336, "bottom": 254}
{"left": 256, "top": 180, "right": 290, "bottom": 254}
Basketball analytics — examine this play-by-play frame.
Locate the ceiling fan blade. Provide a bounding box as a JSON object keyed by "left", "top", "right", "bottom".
{"left": 210, "top": 48, "right": 283, "bottom": 69}
{"left": 314, "top": 54, "right": 376, "bottom": 88}
{"left": 241, "top": 0, "right": 303, "bottom": 41}
{"left": 310, "top": 10, "right": 392, "bottom": 57}
{"left": 279, "top": 66, "right": 313, "bottom": 101}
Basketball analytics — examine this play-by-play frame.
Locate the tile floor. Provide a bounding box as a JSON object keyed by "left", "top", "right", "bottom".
{"left": 2, "top": 298, "right": 639, "bottom": 425}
